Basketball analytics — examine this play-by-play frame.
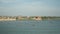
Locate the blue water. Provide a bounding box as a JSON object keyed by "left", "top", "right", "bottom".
{"left": 0, "top": 20, "right": 60, "bottom": 34}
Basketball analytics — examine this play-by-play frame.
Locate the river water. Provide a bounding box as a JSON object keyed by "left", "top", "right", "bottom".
{"left": 0, "top": 20, "right": 60, "bottom": 34}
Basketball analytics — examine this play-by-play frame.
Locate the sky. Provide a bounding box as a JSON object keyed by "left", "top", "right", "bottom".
{"left": 0, "top": 0, "right": 60, "bottom": 16}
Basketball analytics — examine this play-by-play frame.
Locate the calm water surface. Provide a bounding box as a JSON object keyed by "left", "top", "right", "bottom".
{"left": 0, "top": 20, "right": 60, "bottom": 34}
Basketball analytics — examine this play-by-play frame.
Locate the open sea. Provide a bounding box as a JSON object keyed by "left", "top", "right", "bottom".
{"left": 0, "top": 20, "right": 60, "bottom": 34}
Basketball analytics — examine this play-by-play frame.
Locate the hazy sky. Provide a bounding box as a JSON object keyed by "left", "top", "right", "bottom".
{"left": 0, "top": 0, "right": 60, "bottom": 16}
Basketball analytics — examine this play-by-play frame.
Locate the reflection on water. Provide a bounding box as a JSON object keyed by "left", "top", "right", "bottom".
{"left": 0, "top": 20, "right": 60, "bottom": 34}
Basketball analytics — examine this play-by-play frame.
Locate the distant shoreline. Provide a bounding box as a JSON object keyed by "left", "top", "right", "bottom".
{"left": 0, "top": 16, "right": 60, "bottom": 21}
{"left": 0, "top": 19, "right": 60, "bottom": 21}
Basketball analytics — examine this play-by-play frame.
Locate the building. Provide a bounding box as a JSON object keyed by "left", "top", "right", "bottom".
{"left": 32, "top": 16, "right": 42, "bottom": 20}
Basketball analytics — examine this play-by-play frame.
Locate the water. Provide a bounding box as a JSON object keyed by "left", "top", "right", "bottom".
{"left": 0, "top": 20, "right": 60, "bottom": 34}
